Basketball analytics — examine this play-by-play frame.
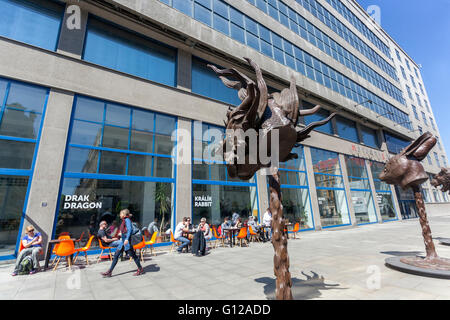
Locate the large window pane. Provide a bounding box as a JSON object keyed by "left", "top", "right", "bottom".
{"left": 192, "top": 183, "right": 258, "bottom": 226}
{"left": 70, "top": 120, "right": 102, "bottom": 146}
{"left": 311, "top": 148, "right": 341, "bottom": 175}
{"left": 153, "top": 157, "right": 174, "bottom": 178}
{"left": 6, "top": 82, "right": 47, "bottom": 113}
{"left": 102, "top": 125, "right": 129, "bottom": 150}
{"left": 282, "top": 188, "right": 313, "bottom": 229}
{"left": 351, "top": 190, "right": 377, "bottom": 224}
{"left": 154, "top": 134, "right": 174, "bottom": 155}
{"left": 73, "top": 97, "right": 104, "bottom": 123}
{"left": 336, "top": 116, "right": 359, "bottom": 143}
{"left": 56, "top": 178, "right": 174, "bottom": 244}
{"left": 105, "top": 103, "right": 131, "bottom": 127}
{"left": 0, "top": 139, "right": 35, "bottom": 169}
{"left": 128, "top": 154, "right": 152, "bottom": 177}
{"left": 65, "top": 147, "right": 99, "bottom": 173}
{"left": 130, "top": 130, "right": 153, "bottom": 153}
{"left": 0, "top": 175, "right": 29, "bottom": 256}
{"left": 377, "top": 192, "right": 397, "bottom": 221}
{"left": 99, "top": 151, "right": 126, "bottom": 175}
{"left": 84, "top": 18, "right": 177, "bottom": 87}
{"left": 0, "top": 0, "right": 63, "bottom": 51}
{"left": 317, "top": 189, "right": 350, "bottom": 227}
{"left": 0, "top": 108, "right": 41, "bottom": 139}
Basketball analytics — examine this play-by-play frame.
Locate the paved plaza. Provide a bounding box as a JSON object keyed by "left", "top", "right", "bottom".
{"left": 1, "top": 215, "right": 450, "bottom": 300}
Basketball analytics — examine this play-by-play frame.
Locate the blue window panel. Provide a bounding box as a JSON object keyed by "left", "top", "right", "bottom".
{"left": 192, "top": 57, "right": 241, "bottom": 106}
{"left": 159, "top": 0, "right": 171, "bottom": 4}
{"left": 259, "top": 25, "right": 271, "bottom": 42}
{"left": 230, "top": 23, "right": 245, "bottom": 43}
{"left": 283, "top": 40, "right": 294, "bottom": 56}
{"left": 296, "top": 60, "right": 306, "bottom": 75}
{"left": 361, "top": 126, "right": 380, "bottom": 148}
{"left": 83, "top": 18, "right": 177, "bottom": 87}
{"left": 5, "top": 82, "right": 47, "bottom": 114}
{"left": 336, "top": 116, "right": 359, "bottom": 143}
{"left": 245, "top": 16, "right": 258, "bottom": 35}
{"left": 306, "top": 66, "right": 315, "bottom": 80}
{"left": 0, "top": 0, "right": 64, "bottom": 51}
{"left": 213, "top": 13, "right": 229, "bottom": 35}
{"left": 255, "top": 0, "right": 267, "bottom": 12}
{"left": 279, "top": 13, "right": 290, "bottom": 28}
{"left": 274, "top": 47, "right": 285, "bottom": 64}
{"left": 261, "top": 40, "right": 273, "bottom": 58}
{"left": 268, "top": 4, "right": 279, "bottom": 20}
{"left": 285, "top": 54, "right": 296, "bottom": 70}
{"left": 229, "top": 7, "right": 244, "bottom": 26}
{"left": 384, "top": 132, "right": 410, "bottom": 154}
{"left": 271, "top": 32, "right": 283, "bottom": 49}
{"left": 155, "top": 114, "right": 176, "bottom": 135}
{"left": 173, "top": 0, "right": 193, "bottom": 15}
{"left": 246, "top": 31, "right": 260, "bottom": 50}
{"left": 0, "top": 79, "right": 7, "bottom": 104}
{"left": 105, "top": 103, "right": 131, "bottom": 127}
{"left": 303, "top": 104, "right": 333, "bottom": 135}
{"left": 194, "top": 3, "right": 212, "bottom": 26}
{"left": 213, "top": 0, "right": 229, "bottom": 18}
{"left": 195, "top": 0, "right": 211, "bottom": 9}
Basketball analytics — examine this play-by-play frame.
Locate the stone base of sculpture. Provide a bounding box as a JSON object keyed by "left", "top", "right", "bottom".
{"left": 385, "top": 257, "right": 450, "bottom": 279}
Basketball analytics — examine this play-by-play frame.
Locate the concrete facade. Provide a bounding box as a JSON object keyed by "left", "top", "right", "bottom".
{"left": 0, "top": 0, "right": 448, "bottom": 259}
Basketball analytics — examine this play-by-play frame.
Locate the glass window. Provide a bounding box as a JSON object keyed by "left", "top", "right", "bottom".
{"left": 336, "top": 116, "right": 359, "bottom": 143}
{"left": 0, "top": 108, "right": 42, "bottom": 139}
{"left": 316, "top": 189, "right": 350, "bottom": 227}
{"left": 0, "top": 175, "right": 29, "bottom": 256}
{"left": 83, "top": 18, "right": 177, "bottom": 87}
{"left": 302, "top": 101, "right": 333, "bottom": 135}
{"left": 0, "top": 0, "right": 64, "bottom": 51}
{"left": 360, "top": 125, "right": 379, "bottom": 149}
{"left": 192, "top": 56, "right": 241, "bottom": 106}
{"left": 56, "top": 178, "right": 174, "bottom": 245}
{"left": 376, "top": 192, "right": 396, "bottom": 221}
{"left": 69, "top": 120, "right": 103, "bottom": 146}
{"left": 0, "top": 139, "right": 35, "bottom": 169}
{"left": 192, "top": 183, "right": 258, "bottom": 226}
{"left": 105, "top": 104, "right": 131, "bottom": 127}
{"left": 173, "top": 0, "right": 193, "bottom": 15}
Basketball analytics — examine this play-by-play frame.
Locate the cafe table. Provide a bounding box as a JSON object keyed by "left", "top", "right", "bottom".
{"left": 224, "top": 227, "right": 240, "bottom": 247}
{"left": 44, "top": 238, "right": 77, "bottom": 270}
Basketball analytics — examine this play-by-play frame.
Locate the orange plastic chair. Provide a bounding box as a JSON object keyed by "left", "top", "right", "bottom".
{"left": 212, "top": 226, "right": 225, "bottom": 248}
{"left": 170, "top": 231, "right": 181, "bottom": 253}
{"left": 291, "top": 223, "right": 300, "bottom": 239}
{"left": 236, "top": 227, "right": 248, "bottom": 247}
{"left": 248, "top": 226, "right": 260, "bottom": 243}
{"left": 144, "top": 232, "right": 158, "bottom": 257}
{"left": 97, "top": 238, "right": 114, "bottom": 264}
{"left": 52, "top": 239, "right": 75, "bottom": 271}
{"left": 132, "top": 236, "right": 146, "bottom": 262}
{"left": 74, "top": 231, "right": 85, "bottom": 248}
{"left": 73, "top": 235, "right": 95, "bottom": 265}
{"left": 51, "top": 235, "right": 70, "bottom": 267}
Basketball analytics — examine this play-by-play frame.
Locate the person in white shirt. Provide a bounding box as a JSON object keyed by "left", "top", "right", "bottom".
{"left": 174, "top": 217, "right": 190, "bottom": 253}
{"left": 262, "top": 208, "right": 272, "bottom": 241}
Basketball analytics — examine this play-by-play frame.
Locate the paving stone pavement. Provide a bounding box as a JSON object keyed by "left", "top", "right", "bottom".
{"left": 1, "top": 215, "right": 450, "bottom": 300}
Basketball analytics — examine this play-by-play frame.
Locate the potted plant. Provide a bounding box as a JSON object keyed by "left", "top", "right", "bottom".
{"left": 155, "top": 183, "right": 170, "bottom": 243}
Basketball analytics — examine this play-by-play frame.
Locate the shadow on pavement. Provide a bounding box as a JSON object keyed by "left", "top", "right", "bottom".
{"left": 380, "top": 251, "right": 423, "bottom": 257}
{"left": 255, "top": 271, "right": 344, "bottom": 300}
{"left": 112, "top": 264, "right": 160, "bottom": 277}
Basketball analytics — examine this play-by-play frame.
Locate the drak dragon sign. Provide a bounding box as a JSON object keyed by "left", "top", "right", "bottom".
{"left": 208, "top": 57, "right": 335, "bottom": 299}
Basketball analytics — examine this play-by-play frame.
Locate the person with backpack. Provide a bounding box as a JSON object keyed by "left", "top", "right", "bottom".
{"left": 12, "top": 225, "right": 42, "bottom": 276}
{"left": 101, "top": 209, "right": 144, "bottom": 277}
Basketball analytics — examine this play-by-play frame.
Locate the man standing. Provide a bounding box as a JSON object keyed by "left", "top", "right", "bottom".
{"left": 263, "top": 208, "right": 273, "bottom": 241}
{"left": 174, "top": 217, "right": 190, "bottom": 253}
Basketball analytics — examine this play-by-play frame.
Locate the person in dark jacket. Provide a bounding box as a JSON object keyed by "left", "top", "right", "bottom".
{"left": 101, "top": 209, "right": 144, "bottom": 277}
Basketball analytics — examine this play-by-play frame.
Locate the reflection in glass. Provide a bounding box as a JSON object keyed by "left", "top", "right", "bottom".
{"left": 6, "top": 82, "right": 47, "bottom": 113}
{"left": 0, "top": 175, "right": 29, "bottom": 256}
{"left": 377, "top": 192, "right": 396, "bottom": 221}
{"left": 192, "top": 183, "right": 258, "bottom": 226}
{"left": 99, "top": 151, "right": 126, "bottom": 175}
{"left": 56, "top": 178, "right": 174, "bottom": 245}
{"left": 0, "top": 108, "right": 41, "bottom": 139}
{"left": 65, "top": 147, "right": 98, "bottom": 173}
{"left": 154, "top": 134, "right": 173, "bottom": 155}
{"left": 351, "top": 190, "right": 377, "bottom": 223}
{"left": 70, "top": 120, "right": 102, "bottom": 146}
{"left": 105, "top": 103, "right": 131, "bottom": 127}
{"left": 102, "top": 125, "right": 129, "bottom": 150}
{"left": 282, "top": 188, "right": 313, "bottom": 229}
{"left": 127, "top": 154, "right": 151, "bottom": 177}
{"left": 73, "top": 97, "right": 104, "bottom": 122}
{"left": 316, "top": 189, "right": 350, "bottom": 227}
{"left": 0, "top": 140, "right": 35, "bottom": 169}
{"left": 130, "top": 130, "right": 153, "bottom": 153}
{"left": 153, "top": 157, "right": 173, "bottom": 178}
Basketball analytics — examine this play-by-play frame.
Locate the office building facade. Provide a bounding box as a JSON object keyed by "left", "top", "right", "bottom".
{"left": 0, "top": 0, "right": 448, "bottom": 259}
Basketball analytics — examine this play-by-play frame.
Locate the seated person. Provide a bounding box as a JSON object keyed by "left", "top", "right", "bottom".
{"left": 220, "top": 216, "right": 232, "bottom": 237}
{"left": 198, "top": 217, "right": 212, "bottom": 241}
{"left": 147, "top": 217, "right": 159, "bottom": 236}
{"left": 12, "top": 225, "right": 42, "bottom": 276}
{"left": 234, "top": 217, "right": 243, "bottom": 229}
{"left": 107, "top": 220, "right": 119, "bottom": 238}
{"left": 97, "top": 221, "right": 120, "bottom": 248}
{"left": 174, "top": 217, "right": 190, "bottom": 253}
{"left": 231, "top": 212, "right": 240, "bottom": 226}
{"left": 248, "top": 216, "right": 264, "bottom": 240}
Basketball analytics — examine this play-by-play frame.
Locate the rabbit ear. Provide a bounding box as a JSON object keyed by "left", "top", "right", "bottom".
{"left": 402, "top": 132, "right": 435, "bottom": 160}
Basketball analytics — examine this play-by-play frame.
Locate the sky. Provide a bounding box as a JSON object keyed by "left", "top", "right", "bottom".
{"left": 356, "top": 0, "right": 450, "bottom": 156}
